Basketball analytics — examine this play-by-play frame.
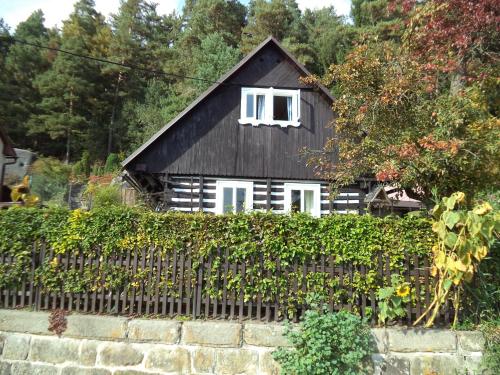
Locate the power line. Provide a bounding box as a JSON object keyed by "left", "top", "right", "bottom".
{"left": 0, "top": 36, "right": 313, "bottom": 91}
{"left": 1, "top": 36, "right": 219, "bottom": 85}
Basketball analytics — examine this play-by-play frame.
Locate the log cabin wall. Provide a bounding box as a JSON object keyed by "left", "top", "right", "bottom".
{"left": 166, "top": 175, "right": 365, "bottom": 216}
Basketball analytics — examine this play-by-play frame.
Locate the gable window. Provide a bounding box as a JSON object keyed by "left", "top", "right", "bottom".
{"left": 239, "top": 87, "right": 300, "bottom": 127}
{"left": 284, "top": 183, "right": 321, "bottom": 217}
{"left": 216, "top": 180, "right": 253, "bottom": 214}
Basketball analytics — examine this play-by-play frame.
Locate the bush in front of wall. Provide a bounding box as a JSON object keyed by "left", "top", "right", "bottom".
{"left": 273, "top": 298, "right": 373, "bottom": 375}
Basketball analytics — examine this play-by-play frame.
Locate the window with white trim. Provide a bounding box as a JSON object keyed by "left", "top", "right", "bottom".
{"left": 284, "top": 183, "right": 321, "bottom": 217}
{"left": 215, "top": 180, "right": 253, "bottom": 214}
{"left": 238, "top": 87, "right": 300, "bottom": 127}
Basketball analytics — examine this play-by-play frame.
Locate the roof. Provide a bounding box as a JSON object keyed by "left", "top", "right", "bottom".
{"left": 122, "top": 36, "right": 335, "bottom": 168}
{"left": 0, "top": 127, "right": 17, "bottom": 158}
{"left": 364, "top": 186, "right": 391, "bottom": 204}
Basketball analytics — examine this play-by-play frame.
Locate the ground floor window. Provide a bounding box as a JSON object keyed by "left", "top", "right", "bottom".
{"left": 283, "top": 183, "right": 321, "bottom": 217}
{"left": 215, "top": 180, "right": 253, "bottom": 214}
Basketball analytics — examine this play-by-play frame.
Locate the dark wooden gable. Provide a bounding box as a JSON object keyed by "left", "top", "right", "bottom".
{"left": 124, "top": 38, "right": 335, "bottom": 180}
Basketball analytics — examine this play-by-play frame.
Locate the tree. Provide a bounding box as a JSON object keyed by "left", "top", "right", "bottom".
{"left": 302, "top": 7, "right": 356, "bottom": 74}
{"left": 305, "top": 39, "right": 499, "bottom": 206}
{"left": 241, "top": 0, "right": 304, "bottom": 53}
{"left": 182, "top": 0, "right": 246, "bottom": 47}
{"left": 395, "top": 0, "right": 500, "bottom": 87}
{"left": 129, "top": 78, "right": 192, "bottom": 147}
{"left": 192, "top": 33, "right": 241, "bottom": 91}
{"left": 351, "top": 0, "right": 404, "bottom": 41}
{"left": 29, "top": 0, "right": 105, "bottom": 162}
{"left": 104, "top": 0, "right": 182, "bottom": 156}
{"left": 0, "top": 11, "right": 50, "bottom": 149}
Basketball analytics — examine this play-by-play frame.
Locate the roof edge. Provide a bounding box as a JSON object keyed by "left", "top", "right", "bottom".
{"left": 0, "top": 127, "right": 17, "bottom": 158}
{"left": 122, "top": 36, "right": 334, "bottom": 168}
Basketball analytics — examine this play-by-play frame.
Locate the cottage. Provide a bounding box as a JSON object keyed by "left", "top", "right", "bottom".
{"left": 122, "top": 37, "right": 369, "bottom": 216}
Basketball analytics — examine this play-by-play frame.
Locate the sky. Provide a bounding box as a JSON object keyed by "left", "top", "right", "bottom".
{"left": 0, "top": 0, "right": 352, "bottom": 30}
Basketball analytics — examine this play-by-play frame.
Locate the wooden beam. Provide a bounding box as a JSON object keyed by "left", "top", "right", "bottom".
{"left": 198, "top": 175, "right": 204, "bottom": 212}
{"left": 266, "top": 178, "right": 271, "bottom": 211}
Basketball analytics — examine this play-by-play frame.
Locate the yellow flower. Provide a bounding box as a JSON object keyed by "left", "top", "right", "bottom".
{"left": 396, "top": 284, "right": 410, "bottom": 297}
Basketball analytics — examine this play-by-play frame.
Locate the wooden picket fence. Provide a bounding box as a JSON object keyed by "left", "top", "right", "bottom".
{"left": 0, "top": 243, "right": 452, "bottom": 326}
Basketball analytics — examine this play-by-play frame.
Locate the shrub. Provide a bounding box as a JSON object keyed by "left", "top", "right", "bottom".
{"left": 104, "top": 153, "right": 121, "bottom": 173}
{"left": 72, "top": 151, "right": 91, "bottom": 178}
{"left": 30, "top": 157, "right": 71, "bottom": 207}
{"left": 91, "top": 184, "right": 122, "bottom": 209}
{"left": 273, "top": 300, "right": 373, "bottom": 375}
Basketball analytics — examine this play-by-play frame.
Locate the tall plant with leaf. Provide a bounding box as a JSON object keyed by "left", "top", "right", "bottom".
{"left": 414, "top": 192, "right": 499, "bottom": 327}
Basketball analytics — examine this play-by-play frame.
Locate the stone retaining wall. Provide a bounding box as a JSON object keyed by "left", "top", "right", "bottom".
{"left": 0, "top": 310, "right": 485, "bottom": 375}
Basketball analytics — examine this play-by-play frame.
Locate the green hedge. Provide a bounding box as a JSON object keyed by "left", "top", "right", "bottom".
{"left": 0, "top": 207, "right": 434, "bottom": 315}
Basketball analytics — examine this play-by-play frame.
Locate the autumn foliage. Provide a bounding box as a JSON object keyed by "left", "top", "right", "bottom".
{"left": 307, "top": 0, "right": 500, "bottom": 205}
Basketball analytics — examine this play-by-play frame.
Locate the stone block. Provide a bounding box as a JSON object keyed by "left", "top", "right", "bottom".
{"left": 243, "top": 323, "right": 289, "bottom": 347}
{"left": 2, "top": 334, "right": 30, "bottom": 360}
{"left": 64, "top": 314, "right": 127, "bottom": 340}
{"left": 78, "top": 340, "right": 99, "bottom": 366}
{"left": 372, "top": 354, "right": 410, "bottom": 375}
{"left": 0, "top": 334, "right": 5, "bottom": 355}
{"left": 457, "top": 331, "right": 485, "bottom": 352}
{"left": 60, "top": 366, "right": 111, "bottom": 375}
{"left": 372, "top": 328, "right": 387, "bottom": 354}
{"left": 97, "top": 342, "right": 143, "bottom": 367}
{"left": 0, "top": 310, "right": 50, "bottom": 335}
{"left": 29, "top": 336, "right": 79, "bottom": 364}
{"left": 11, "top": 362, "right": 60, "bottom": 375}
{"left": 462, "top": 352, "right": 483, "bottom": 375}
{"left": 144, "top": 346, "right": 190, "bottom": 374}
{"left": 192, "top": 347, "right": 215, "bottom": 374}
{"left": 182, "top": 321, "right": 241, "bottom": 347}
{"left": 114, "top": 371, "right": 163, "bottom": 375}
{"left": 259, "top": 350, "right": 281, "bottom": 375}
{"left": 387, "top": 329, "right": 456, "bottom": 353}
{"left": 0, "top": 361, "right": 12, "bottom": 375}
{"left": 128, "top": 319, "right": 180, "bottom": 344}
{"left": 410, "top": 353, "right": 463, "bottom": 375}
{"left": 215, "top": 349, "right": 258, "bottom": 375}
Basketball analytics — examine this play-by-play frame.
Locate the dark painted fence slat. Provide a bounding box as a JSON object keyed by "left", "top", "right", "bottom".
{"left": 0, "top": 241, "right": 449, "bottom": 326}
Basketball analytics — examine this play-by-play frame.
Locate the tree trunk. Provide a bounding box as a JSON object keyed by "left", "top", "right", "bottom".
{"left": 66, "top": 87, "right": 74, "bottom": 164}
{"left": 107, "top": 70, "right": 123, "bottom": 156}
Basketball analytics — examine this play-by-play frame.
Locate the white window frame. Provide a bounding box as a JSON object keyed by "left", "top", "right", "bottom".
{"left": 215, "top": 180, "right": 254, "bottom": 214}
{"left": 283, "top": 183, "right": 321, "bottom": 217}
{"left": 238, "top": 87, "right": 301, "bottom": 127}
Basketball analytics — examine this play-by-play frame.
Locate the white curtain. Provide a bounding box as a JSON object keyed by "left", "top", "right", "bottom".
{"left": 287, "top": 96, "right": 292, "bottom": 120}
{"left": 257, "top": 95, "right": 265, "bottom": 120}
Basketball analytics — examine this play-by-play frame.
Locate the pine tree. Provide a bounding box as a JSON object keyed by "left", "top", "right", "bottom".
{"left": 302, "top": 7, "right": 356, "bottom": 74}
{"left": 0, "top": 11, "right": 50, "bottom": 149}
{"left": 241, "top": 0, "right": 303, "bottom": 53}
{"left": 29, "top": 0, "right": 105, "bottom": 162}
{"left": 104, "top": 0, "right": 181, "bottom": 156}
{"left": 192, "top": 33, "right": 241, "bottom": 92}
